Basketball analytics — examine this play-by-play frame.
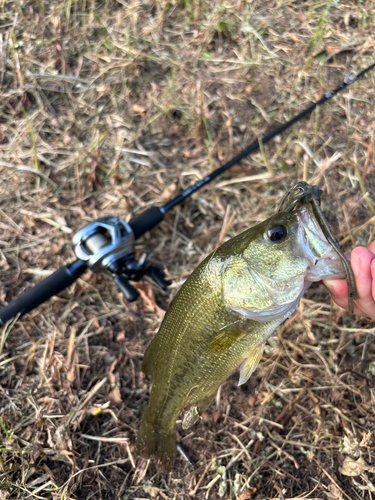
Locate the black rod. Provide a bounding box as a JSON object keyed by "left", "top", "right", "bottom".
{"left": 0, "top": 259, "right": 87, "bottom": 325}
{"left": 160, "top": 61, "right": 375, "bottom": 214}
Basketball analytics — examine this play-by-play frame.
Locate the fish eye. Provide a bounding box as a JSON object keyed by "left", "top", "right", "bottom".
{"left": 267, "top": 225, "right": 288, "bottom": 243}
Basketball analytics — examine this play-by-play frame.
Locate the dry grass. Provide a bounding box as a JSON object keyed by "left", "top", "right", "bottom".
{"left": 0, "top": 0, "right": 375, "bottom": 498}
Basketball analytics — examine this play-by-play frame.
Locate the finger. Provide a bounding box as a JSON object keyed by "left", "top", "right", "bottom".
{"left": 368, "top": 241, "right": 375, "bottom": 254}
{"left": 351, "top": 247, "right": 375, "bottom": 313}
{"left": 350, "top": 247, "right": 375, "bottom": 320}
{"left": 323, "top": 247, "right": 375, "bottom": 319}
{"left": 324, "top": 278, "right": 348, "bottom": 304}
{"left": 326, "top": 287, "right": 372, "bottom": 318}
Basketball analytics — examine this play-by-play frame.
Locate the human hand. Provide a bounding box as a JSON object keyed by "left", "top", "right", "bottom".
{"left": 323, "top": 242, "right": 375, "bottom": 320}
{"left": 323, "top": 241, "right": 375, "bottom": 320}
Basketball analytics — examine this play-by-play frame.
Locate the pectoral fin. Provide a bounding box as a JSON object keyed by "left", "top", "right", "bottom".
{"left": 238, "top": 343, "right": 265, "bottom": 385}
{"left": 208, "top": 321, "right": 246, "bottom": 353}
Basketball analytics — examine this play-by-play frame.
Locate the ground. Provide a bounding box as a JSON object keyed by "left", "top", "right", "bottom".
{"left": 0, "top": 0, "right": 375, "bottom": 499}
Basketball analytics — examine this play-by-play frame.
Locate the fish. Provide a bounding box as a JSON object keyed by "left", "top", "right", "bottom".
{"left": 136, "top": 191, "right": 353, "bottom": 469}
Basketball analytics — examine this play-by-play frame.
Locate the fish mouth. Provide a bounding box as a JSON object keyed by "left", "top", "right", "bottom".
{"left": 293, "top": 206, "right": 345, "bottom": 282}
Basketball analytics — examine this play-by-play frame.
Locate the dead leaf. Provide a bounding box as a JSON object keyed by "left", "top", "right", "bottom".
{"left": 55, "top": 425, "right": 70, "bottom": 450}
{"left": 30, "top": 443, "right": 44, "bottom": 465}
{"left": 325, "top": 45, "right": 337, "bottom": 54}
{"left": 142, "top": 25, "right": 153, "bottom": 35}
{"left": 297, "top": 9, "right": 306, "bottom": 23}
{"left": 108, "top": 359, "right": 118, "bottom": 384}
{"left": 340, "top": 435, "right": 361, "bottom": 457}
{"left": 314, "top": 404, "right": 321, "bottom": 416}
{"left": 161, "top": 183, "right": 176, "bottom": 200}
{"left": 116, "top": 332, "right": 125, "bottom": 342}
{"left": 287, "top": 32, "right": 300, "bottom": 43}
{"left": 248, "top": 395, "right": 256, "bottom": 407}
{"left": 218, "top": 149, "right": 226, "bottom": 161}
{"left": 132, "top": 104, "right": 146, "bottom": 114}
{"left": 0, "top": 256, "right": 9, "bottom": 270}
{"left": 108, "top": 386, "right": 122, "bottom": 404}
{"left": 339, "top": 456, "right": 375, "bottom": 477}
{"left": 327, "top": 483, "right": 343, "bottom": 500}
{"left": 137, "top": 282, "right": 166, "bottom": 319}
{"left": 352, "top": 477, "right": 375, "bottom": 492}
{"left": 144, "top": 485, "right": 169, "bottom": 499}
{"left": 359, "top": 431, "right": 373, "bottom": 448}
{"left": 236, "top": 487, "right": 256, "bottom": 500}
{"left": 50, "top": 117, "right": 59, "bottom": 128}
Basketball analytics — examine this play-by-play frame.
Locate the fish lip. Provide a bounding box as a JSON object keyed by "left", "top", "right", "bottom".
{"left": 293, "top": 205, "right": 344, "bottom": 282}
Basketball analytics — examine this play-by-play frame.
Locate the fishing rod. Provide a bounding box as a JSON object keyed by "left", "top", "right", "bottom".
{"left": 0, "top": 62, "right": 374, "bottom": 325}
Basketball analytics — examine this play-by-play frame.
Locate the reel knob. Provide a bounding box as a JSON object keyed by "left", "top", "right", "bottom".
{"left": 113, "top": 274, "right": 140, "bottom": 302}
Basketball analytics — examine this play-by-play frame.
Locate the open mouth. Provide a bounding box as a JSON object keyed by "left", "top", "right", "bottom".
{"left": 293, "top": 206, "right": 345, "bottom": 282}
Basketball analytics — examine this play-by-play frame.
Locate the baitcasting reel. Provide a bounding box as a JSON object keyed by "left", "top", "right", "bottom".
{"left": 0, "top": 212, "right": 168, "bottom": 324}
{"left": 72, "top": 217, "right": 169, "bottom": 302}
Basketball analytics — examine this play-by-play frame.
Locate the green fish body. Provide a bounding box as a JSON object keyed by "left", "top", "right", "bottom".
{"left": 136, "top": 204, "right": 345, "bottom": 468}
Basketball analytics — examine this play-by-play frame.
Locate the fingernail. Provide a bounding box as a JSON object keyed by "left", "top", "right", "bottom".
{"left": 351, "top": 256, "right": 361, "bottom": 278}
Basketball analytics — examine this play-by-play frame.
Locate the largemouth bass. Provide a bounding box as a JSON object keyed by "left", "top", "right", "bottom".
{"left": 136, "top": 185, "right": 355, "bottom": 469}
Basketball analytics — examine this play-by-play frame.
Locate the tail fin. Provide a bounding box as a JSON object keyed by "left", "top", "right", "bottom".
{"left": 136, "top": 413, "right": 176, "bottom": 470}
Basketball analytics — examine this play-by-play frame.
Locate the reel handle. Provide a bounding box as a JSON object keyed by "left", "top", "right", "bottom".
{"left": 113, "top": 274, "right": 140, "bottom": 302}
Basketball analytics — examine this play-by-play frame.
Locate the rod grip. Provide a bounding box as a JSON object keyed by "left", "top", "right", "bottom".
{"left": 0, "top": 260, "right": 87, "bottom": 325}
{"left": 128, "top": 207, "right": 164, "bottom": 240}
